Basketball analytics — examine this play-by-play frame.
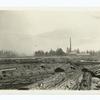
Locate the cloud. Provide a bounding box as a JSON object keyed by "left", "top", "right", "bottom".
{"left": 92, "top": 15, "right": 100, "bottom": 19}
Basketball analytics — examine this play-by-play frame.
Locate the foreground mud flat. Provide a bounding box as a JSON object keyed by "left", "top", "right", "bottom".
{"left": 0, "top": 56, "right": 100, "bottom": 90}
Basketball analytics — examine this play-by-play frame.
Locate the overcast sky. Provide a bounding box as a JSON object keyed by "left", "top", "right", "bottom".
{"left": 0, "top": 8, "right": 100, "bottom": 55}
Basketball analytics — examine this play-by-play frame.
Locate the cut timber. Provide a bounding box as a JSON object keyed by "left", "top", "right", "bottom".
{"left": 79, "top": 69, "right": 92, "bottom": 90}
{"left": 83, "top": 65, "right": 100, "bottom": 77}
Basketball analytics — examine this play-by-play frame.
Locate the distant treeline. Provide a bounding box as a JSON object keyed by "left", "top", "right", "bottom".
{"left": 34, "top": 48, "right": 66, "bottom": 56}
{"left": 0, "top": 50, "right": 18, "bottom": 58}
{"left": 0, "top": 49, "right": 100, "bottom": 58}
{"left": 34, "top": 48, "right": 100, "bottom": 57}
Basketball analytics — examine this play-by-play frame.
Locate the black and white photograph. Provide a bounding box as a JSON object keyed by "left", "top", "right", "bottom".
{"left": 0, "top": 8, "right": 100, "bottom": 91}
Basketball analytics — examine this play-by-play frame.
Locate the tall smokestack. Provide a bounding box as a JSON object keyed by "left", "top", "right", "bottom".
{"left": 69, "top": 37, "right": 72, "bottom": 52}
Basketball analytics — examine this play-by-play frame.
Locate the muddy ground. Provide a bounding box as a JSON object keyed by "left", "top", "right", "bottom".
{"left": 0, "top": 55, "right": 100, "bottom": 90}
